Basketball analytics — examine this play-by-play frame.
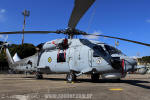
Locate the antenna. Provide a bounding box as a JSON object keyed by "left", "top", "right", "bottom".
{"left": 22, "top": 9, "right": 30, "bottom": 45}
{"left": 115, "top": 40, "right": 119, "bottom": 48}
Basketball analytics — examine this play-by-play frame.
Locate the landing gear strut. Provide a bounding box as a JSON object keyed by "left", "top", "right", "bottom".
{"left": 91, "top": 73, "right": 100, "bottom": 82}
{"left": 36, "top": 72, "right": 43, "bottom": 79}
{"left": 66, "top": 72, "right": 76, "bottom": 83}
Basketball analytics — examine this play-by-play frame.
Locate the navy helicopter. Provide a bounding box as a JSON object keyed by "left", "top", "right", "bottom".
{"left": 0, "top": 0, "right": 149, "bottom": 82}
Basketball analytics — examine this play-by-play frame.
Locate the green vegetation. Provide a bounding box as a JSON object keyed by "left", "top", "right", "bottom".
{"left": 0, "top": 42, "right": 37, "bottom": 68}
{"left": 9, "top": 43, "right": 37, "bottom": 59}
{"left": 137, "top": 56, "right": 150, "bottom": 64}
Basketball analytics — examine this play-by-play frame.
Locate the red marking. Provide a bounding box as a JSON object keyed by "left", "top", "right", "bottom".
{"left": 64, "top": 49, "right": 66, "bottom": 59}
{"left": 52, "top": 41, "right": 56, "bottom": 45}
{"left": 57, "top": 49, "right": 60, "bottom": 60}
{"left": 63, "top": 39, "right": 68, "bottom": 45}
{"left": 122, "top": 59, "right": 124, "bottom": 75}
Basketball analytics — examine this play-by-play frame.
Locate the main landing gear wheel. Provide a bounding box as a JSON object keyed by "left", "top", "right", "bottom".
{"left": 36, "top": 72, "right": 43, "bottom": 79}
{"left": 115, "top": 78, "right": 121, "bottom": 82}
{"left": 66, "top": 72, "right": 76, "bottom": 83}
{"left": 91, "top": 73, "right": 100, "bottom": 82}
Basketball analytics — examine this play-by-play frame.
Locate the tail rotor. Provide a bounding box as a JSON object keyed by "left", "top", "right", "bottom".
{"left": 0, "top": 35, "right": 9, "bottom": 53}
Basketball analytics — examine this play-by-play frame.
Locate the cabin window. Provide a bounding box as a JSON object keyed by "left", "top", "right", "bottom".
{"left": 104, "top": 45, "right": 122, "bottom": 55}
{"left": 57, "top": 52, "right": 66, "bottom": 62}
{"left": 93, "top": 45, "right": 106, "bottom": 57}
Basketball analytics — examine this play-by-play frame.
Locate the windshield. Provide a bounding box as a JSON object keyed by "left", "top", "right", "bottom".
{"left": 93, "top": 45, "right": 107, "bottom": 57}
{"left": 104, "top": 45, "right": 122, "bottom": 55}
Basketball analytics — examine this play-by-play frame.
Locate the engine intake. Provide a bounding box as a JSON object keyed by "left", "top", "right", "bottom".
{"left": 110, "top": 57, "right": 122, "bottom": 70}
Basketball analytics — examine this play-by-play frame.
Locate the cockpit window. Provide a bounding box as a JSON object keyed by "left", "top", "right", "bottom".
{"left": 104, "top": 45, "right": 122, "bottom": 55}
{"left": 93, "top": 45, "right": 106, "bottom": 57}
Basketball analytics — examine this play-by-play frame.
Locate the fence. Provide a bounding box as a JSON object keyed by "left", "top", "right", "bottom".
{"left": 0, "top": 66, "right": 9, "bottom": 73}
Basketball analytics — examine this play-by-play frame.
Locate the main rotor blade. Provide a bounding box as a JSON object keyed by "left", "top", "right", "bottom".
{"left": 86, "top": 34, "right": 150, "bottom": 47}
{"left": 68, "top": 0, "right": 95, "bottom": 29}
{"left": 0, "top": 31, "right": 58, "bottom": 34}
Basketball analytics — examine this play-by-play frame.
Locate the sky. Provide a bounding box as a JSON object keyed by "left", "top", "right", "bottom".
{"left": 0, "top": 0, "right": 150, "bottom": 57}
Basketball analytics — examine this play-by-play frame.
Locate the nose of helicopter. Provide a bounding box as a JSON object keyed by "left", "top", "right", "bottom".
{"left": 123, "top": 58, "right": 137, "bottom": 72}
{"left": 124, "top": 58, "right": 148, "bottom": 74}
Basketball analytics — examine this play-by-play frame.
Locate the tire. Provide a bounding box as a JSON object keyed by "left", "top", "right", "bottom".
{"left": 115, "top": 78, "right": 121, "bottom": 82}
{"left": 66, "top": 73, "right": 76, "bottom": 83}
{"left": 36, "top": 74, "right": 43, "bottom": 79}
{"left": 91, "top": 73, "right": 100, "bottom": 82}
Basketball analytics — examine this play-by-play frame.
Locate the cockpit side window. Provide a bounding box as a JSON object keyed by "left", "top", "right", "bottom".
{"left": 57, "top": 53, "right": 66, "bottom": 62}
{"left": 57, "top": 50, "right": 66, "bottom": 63}
{"left": 93, "top": 45, "right": 106, "bottom": 57}
{"left": 104, "top": 45, "right": 122, "bottom": 55}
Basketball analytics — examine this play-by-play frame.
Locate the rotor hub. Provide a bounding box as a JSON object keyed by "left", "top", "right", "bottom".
{"left": 56, "top": 28, "right": 87, "bottom": 39}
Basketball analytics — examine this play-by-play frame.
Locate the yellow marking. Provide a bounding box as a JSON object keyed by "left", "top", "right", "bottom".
{"left": 71, "top": 82, "right": 75, "bottom": 84}
{"left": 24, "top": 80, "right": 37, "bottom": 81}
{"left": 48, "top": 57, "right": 52, "bottom": 63}
{"left": 65, "top": 81, "right": 75, "bottom": 83}
{"left": 109, "top": 88, "right": 123, "bottom": 91}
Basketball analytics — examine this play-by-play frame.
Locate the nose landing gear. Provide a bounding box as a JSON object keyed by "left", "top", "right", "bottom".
{"left": 66, "top": 72, "right": 76, "bottom": 83}
{"left": 35, "top": 72, "right": 43, "bottom": 79}
{"left": 91, "top": 73, "right": 100, "bottom": 82}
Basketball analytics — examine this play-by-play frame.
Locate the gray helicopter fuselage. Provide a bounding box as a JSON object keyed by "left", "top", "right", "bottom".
{"left": 38, "top": 39, "right": 113, "bottom": 73}
{"left": 9, "top": 39, "right": 137, "bottom": 79}
{"left": 1, "top": 0, "right": 148, "bottom": 81}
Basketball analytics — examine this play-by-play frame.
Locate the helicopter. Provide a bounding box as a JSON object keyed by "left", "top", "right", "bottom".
{"left": 0, "top": 0, "right": 150, "bottom": 83}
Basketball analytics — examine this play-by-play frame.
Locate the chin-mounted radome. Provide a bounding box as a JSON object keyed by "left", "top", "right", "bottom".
{"left": 110, "top": 57, "right": 138, "bottom": 74}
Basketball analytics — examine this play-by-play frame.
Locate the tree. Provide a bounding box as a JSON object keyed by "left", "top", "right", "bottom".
{"left": 9, "top": 43, "right": 37, "bottom": 59}
{"left": 137, "top": 56, "right": 150, "bottom": 65}
{"left": 0, "top": 43, "right": 37, "bottom": 70}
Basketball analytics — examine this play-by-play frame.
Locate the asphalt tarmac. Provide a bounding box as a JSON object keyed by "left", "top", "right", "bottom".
{"left": 0, "top": 74, "right": 150, "bottom": 100}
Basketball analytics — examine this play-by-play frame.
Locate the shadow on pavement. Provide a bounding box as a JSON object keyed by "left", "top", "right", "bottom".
{"left": 19, "top": 74, "right": 150, "bottom": 90}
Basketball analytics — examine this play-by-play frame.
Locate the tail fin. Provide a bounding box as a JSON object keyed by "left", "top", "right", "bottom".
{"left": 5, "top": 48, "right": 14, "bottom": 65}
{"left": 13, "top": 53, "right": 21, "bottom": 62}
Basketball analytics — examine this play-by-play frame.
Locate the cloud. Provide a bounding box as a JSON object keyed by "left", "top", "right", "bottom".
{"left": 0, "top": 15, "right": 5, "bottom": 22}
{"left": 0, "top": 9, "right": 6, "bottom": 22}
{"left": 0, "top": 35, "right": 8, "bottom": 41}
{"left": 0, "top": 35, "right": 4, "bottom": 41}
{"left": 84, "top": 31, "right": 102, "bottom": 40}
{"left": 0, "top": 9, "right": 6, "bottom": 13}
{"left": 146, "top": 19, "right": 150, "bottom": 23}
{"left": 0, "top": 35, "right": 4, "bottom": 38}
